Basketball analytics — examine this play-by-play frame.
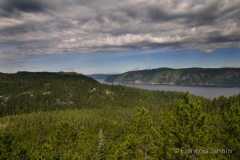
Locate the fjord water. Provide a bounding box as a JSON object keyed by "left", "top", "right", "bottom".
{"left": 96, "top": 79, "right": 240, "bottom": 99}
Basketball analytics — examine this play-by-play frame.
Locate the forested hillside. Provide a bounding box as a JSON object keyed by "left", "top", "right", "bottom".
{"left": 0, "top": 72, "right": 240, "bottom": 159}
{"left": 105, "top": 67, "right": 240, "bottom": 86}
{"left": 0, "top": 71, "right": 188, "bottom": 117}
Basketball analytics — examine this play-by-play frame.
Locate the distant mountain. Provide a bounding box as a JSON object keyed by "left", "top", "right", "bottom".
{"left": 105, "top": 68, "right": 240, "bottom": 86}
{"left": 87, "top": 74, "right": 113, "bottom": 79}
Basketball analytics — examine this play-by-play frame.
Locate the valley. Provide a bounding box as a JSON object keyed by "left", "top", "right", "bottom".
{"left": 0, "top": 72, "right": 239, "bottom": 159}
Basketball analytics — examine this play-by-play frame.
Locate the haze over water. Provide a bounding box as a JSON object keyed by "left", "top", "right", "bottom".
{"left": 96, "top": 79, "right": 240, "bottom": 99}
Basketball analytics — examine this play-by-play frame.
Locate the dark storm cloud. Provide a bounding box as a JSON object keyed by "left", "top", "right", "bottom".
{"left": 207, "top": 34, "right": 240, "bottom": 43}
{"left": 5, "top": 0, "right": 45, "bottom": 12}
{"left": 0, "top": 0, "right": 240, "bottom": 58}
{"left": 0, "top": 22, "right": 47, "bottom": 37}
{"left": 0, "top": 0, "right": 49, "bottom": 17}
{"left": 145, "top": 0, "right": 238, "bottom": 26}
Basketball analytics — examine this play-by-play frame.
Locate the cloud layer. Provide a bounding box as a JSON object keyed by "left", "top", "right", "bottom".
{"left": 0, "top": 0, "right": 240, "bottom": 58}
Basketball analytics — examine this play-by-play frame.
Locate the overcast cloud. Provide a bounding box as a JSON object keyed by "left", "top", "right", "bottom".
{"left": 0, "top": 0, "right": 240, "bottom": 59}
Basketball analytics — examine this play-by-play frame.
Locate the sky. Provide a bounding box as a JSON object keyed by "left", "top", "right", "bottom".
{"left": 0, "top": 0, "right": 240, "bottom": 74}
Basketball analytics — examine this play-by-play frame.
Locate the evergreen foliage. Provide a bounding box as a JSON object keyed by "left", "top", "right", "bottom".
{"left": 0, "top": 130, "right": 28, "bottom": 159}
{"left": 0, "top": 72, "right": 239, "bottom": 159}
{"left": 0, "top": 72, "right": 188, "bottom": 117}
{"left": 113, "top": 108, "right": 163, "bottom": 159}
{"left": 222, "top": 103, "right": 240, "bottom": 159}
{"left": 97, "top": 129, "right": 106, "bottom": 160}
{"left": 171, "top": 92, "right": 210, "bottom": 159}
{"left": 42, "top": 122, "right": 78, "bottom": 159}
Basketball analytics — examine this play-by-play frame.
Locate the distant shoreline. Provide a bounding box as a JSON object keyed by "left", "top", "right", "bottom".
{"left": 102, "top": 81, "right": 240, "bottom": 88}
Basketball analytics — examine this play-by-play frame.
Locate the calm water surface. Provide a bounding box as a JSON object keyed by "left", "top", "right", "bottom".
{"left": 96, "top": 79, "right": 240, "bottom": 99}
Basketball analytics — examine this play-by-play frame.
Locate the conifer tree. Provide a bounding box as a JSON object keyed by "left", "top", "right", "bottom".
{"left": 171, "top": 92, "right": 211, "bottom": 159}
{"left": 0, "top": 130, "right": 28, "bottom": 159}
{"left": 37, "top": 121, "right": 78, "bottom": 159}
{"left": 113, "top": 108, "right": 163, "bottom": 159}
{"left": 97, "top": 129, "right": 106, "bottom": 160}
{"left": 222, "top": 102, "right": 240, "bottom": 159}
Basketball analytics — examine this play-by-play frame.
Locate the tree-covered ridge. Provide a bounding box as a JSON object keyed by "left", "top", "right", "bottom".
{"left": 0, "top": 71, "right": 98, "bottom": 83}
{"left": 105, "top": 67, "right": 240, "bottom": 86}
{"left": 0, "top": 72, "right": 194, "bottom": 117}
